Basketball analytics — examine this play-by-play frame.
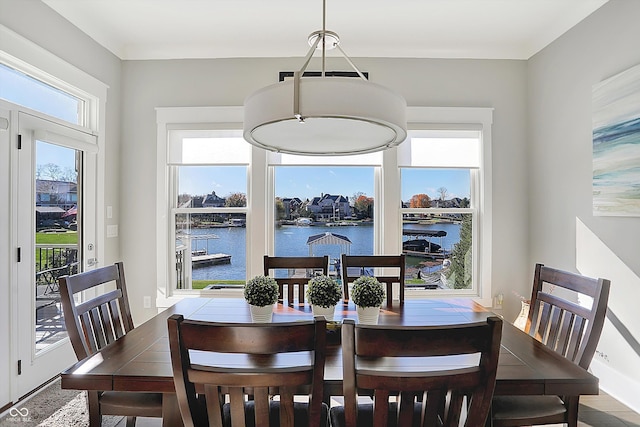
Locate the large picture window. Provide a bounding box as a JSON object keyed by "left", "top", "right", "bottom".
{"left": 157, "top": 107, "right": 492, "bottom": 305}
{"left": 274, "top": 166, "right": 375, "bottom": 277}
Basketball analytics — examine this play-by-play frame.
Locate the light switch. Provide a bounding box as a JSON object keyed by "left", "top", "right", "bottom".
{"left": 107, "top": 206, "right": 113, "bottom": 219}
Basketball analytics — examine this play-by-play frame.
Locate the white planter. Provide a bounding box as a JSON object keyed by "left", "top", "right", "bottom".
{"left": 249, "top": 304, "right": 273, "bottom": 323}
{"left": 356, "top": 306, "right": 380, "bottom": 325}
{"left": 312, "top": 304, "right": 336, "bottom": 321}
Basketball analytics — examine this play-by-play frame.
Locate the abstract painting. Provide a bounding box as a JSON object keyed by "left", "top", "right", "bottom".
{"left": 593, "top": 62, "right": 640, "bottom": 216}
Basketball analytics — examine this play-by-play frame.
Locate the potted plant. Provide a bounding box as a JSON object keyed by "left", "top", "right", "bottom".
{"left": 306, "top": 274, "right": 342, "bottom": 320}
{"left": 244, "top": 275, "right": 279, "bottom": 322}
{"left": 351, "top": 276, "right": 385, "bottom": 324}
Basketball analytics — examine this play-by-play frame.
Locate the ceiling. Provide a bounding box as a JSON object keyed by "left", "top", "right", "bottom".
{"left": 42, "top": 0, "right": 609, "bottom": 61}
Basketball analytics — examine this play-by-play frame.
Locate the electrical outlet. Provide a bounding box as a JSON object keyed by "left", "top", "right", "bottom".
{"left": 107, "top": 224, "right": 118, "bottom": 238}
{"left": 143, "top": 296, "right": 151, "bottom": 309}
{"left": 595, "top": 350, "right": 610, "bottom": 362}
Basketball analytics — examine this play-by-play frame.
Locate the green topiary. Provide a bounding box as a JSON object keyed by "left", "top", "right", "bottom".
{"left": 351, "top": 276, "right": 385, "bottom": 308}
{"left": 244, "top": 275, "right": 279, "bottom": 307}
{"left": 306, "top": 275, "right": 342, "bottom": 308}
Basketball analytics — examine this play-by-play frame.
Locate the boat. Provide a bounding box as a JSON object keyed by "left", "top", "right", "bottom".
{"left": 296, "top": 218, "right": 312, "bottom": 226}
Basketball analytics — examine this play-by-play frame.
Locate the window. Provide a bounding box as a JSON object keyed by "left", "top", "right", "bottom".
{"left": 0, "top": 62, "right": 84, "bottom": 126}
{"left": 274, "top": 166, "right": 375, "bottom": 276}
{"left": 157, "top": 107, "right": 492, "bottom": 306}
{"left": 167, "top": 129, "right": 250, "bottom": 290}
{"left": 398, "top": 125, "right": 490, "bottom": 300}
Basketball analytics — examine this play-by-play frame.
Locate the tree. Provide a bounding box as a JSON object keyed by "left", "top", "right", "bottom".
{"left": 275, "top": 198, "right": 285, "bottom": 220}
{"left": 352, "top": 191, "right": 365, "bottom": 202}
{"left": 409, "top": 193, "right": 431, "bottom": 208}
{"left": 353, "top": 195, "right": 374, "bottom": 219}
{"left": 445, "top": 214, "right": 472, "bottom": 289}
{"left": 437, "top": 187, "right": 449, "bottom": 201}
{"left": 225, "top": 192, "right": 246, "bottom": 207}
{"left": 37, "top": 163, "right": 63, "bottom": 181}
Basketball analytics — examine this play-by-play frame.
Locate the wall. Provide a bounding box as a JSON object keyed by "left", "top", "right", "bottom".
{"left": 121, "top": 57, "right": 529, "bottom": 322}
{"left": 527, "top": 0, "right": 640, "bottom": 411}
{"left": 0, "top": 0, "right": 122, "bottom": 408}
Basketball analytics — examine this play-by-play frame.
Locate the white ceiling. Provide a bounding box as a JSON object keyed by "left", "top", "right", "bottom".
{"left": 42, "top": 0, "right": 609, "bottom": 61}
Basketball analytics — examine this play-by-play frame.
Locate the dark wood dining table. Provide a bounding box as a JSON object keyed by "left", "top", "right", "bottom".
{"left": 61, "top": 297, "right": 599, "bottom": 426}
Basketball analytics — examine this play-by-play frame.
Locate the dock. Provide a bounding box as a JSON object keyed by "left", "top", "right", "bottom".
{"left": 192, "top": 253, "right": 231, "bottom": 267}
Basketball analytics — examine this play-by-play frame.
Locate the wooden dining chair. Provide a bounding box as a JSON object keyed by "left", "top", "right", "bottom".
{"left": 167, "top": 314, "right": 329, "bottom": 427}
{"left": 490, "top": 263, "right": 611, "bottom": 427}
{"left": 264, "top": 255, "right": 329, "bottom": 304}
{"left": 341, "top": 254, "right": 405, "bottom": 307}
{"left": 58, "top": 262, "right": 163, "bottom": 427}
{"left": 330, "top": 316, "right": 503, "bottom": 427}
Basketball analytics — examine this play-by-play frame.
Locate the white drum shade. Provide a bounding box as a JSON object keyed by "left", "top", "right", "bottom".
{"left": 243, "top": 77, "right": 407, "bottom": 156}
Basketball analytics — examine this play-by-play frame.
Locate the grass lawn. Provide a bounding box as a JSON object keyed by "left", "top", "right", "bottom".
{"left": 36, "top": 231, "right": 78, "bottom": 244}
{"left": 191, "top": 280, "right": 245, "bottom": 290}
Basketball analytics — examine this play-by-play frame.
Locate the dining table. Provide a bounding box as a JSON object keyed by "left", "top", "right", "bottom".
{"left": 60, "top": 297, "right": 599, "bottom": 426}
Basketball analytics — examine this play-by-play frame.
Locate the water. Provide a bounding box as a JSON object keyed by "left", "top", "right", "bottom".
{"left": 190, "top": 222, "right": 460, "bottom": 281}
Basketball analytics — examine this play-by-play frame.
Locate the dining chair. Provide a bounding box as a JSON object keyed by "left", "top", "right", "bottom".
{"left": 330, "top": 316, "right": 503, "bottom": 427}
{"left": 264, "top": 255, "right": 329, "bottom": 304}
{"left": 340, "top": 254, "right": 405, "bottom": 307}
{"left": 58, "top": 262, "right": 163, "bottom": 427}
{"left": 489, "top": 263, "right": 611, "bottom": 427}
{"left": 167, "top": 314, "right": 329, "bottom": 427}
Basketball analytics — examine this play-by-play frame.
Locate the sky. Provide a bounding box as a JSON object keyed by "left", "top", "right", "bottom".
{"left": 0, "top": 63, "right": 80, "bottom": 124}
{"left": 179, "top": 166, "right": 470, "bottom": 203}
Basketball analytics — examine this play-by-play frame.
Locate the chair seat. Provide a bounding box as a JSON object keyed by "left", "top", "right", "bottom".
{"left": 330, "top": 402, "right": 428, "bottom": 427}
{"left": 223, "top": 400, "right": 329, "bottom": 427}
{"left": 491, "top": 395, "right": 567, "bottom": 422}
{"left": 99, "top": 391, "right": 163, "bottom": 417}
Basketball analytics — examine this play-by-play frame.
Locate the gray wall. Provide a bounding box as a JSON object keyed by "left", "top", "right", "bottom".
{"left": 527, "top": 0, "right": 640, "bottom": 409}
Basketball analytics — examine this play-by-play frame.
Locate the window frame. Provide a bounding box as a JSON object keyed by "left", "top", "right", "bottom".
{"left": 400, "top": 170, "right": 478, "bottom": 297}
{"left": 156, "top": 106, "right": 492, "bottom": 307}
{"left": 170, "top": 163, "right": 249, "bottom": 291}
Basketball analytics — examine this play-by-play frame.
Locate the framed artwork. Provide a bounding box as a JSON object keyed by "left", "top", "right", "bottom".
{"left": 593, "top": 62, "right": 640, "bottom": 216}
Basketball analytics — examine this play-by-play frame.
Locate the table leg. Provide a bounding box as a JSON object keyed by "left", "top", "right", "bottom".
{"left": 162, "top": 393, "right": 183, "bottom": 427}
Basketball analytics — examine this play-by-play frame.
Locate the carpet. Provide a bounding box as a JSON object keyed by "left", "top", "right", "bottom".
{"left": 0, "top": 379, "right": 122, "bottom": 427}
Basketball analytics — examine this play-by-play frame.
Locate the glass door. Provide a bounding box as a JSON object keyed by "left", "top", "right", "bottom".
{"left": 16, "top": 112, "right": 97, "bottom": 396}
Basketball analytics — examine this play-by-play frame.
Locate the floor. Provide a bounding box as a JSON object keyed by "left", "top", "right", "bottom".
{"left": 121, "top": 391, "right": 640, "bottom": 427}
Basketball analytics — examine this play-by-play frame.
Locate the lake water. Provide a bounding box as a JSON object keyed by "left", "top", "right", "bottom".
{"left": 190, "top": 222, "right": 460, "bottom": 281}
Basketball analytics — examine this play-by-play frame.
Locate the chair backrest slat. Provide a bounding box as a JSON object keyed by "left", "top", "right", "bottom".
{"left": 204, "top": 384, "right": 224, "bottom": 427}
{"left": 168, "top": 315, "right": 327, "bottom": 427}
{"left": 264, "top": 256, "right": 329, "bottom": 304}
{"left": 59, "top": 262, "right": 135, "bottom": 360}
{"left": 526, "top": 263, "right": 611, "bottom": 368}
{"left": 341, "top": 316, "right": 502, "bottom": 427}
{"left": 88, "top": 307, "right": 107, "bottom": 348}
{"left": 341, "top": 254, "right": 405, "bottom": 307}
{"left": 108, "top": 299, "right": 126, "bottom": 339}
{"left": 78, "top": 312, "right": 98, "bottom": 354}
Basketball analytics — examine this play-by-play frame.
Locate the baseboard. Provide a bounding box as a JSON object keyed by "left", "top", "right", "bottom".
{"left": 590, "top": 358, "right": 640, "bottom": 414}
